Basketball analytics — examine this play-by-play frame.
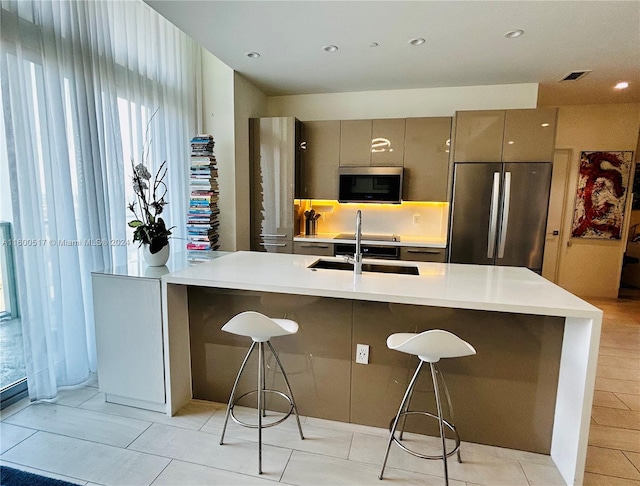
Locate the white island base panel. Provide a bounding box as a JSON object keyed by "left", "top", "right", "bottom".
{"left": 161, "top": 251, "right": 602, "bottom": 486}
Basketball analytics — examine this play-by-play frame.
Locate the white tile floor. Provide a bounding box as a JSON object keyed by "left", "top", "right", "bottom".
{"left": 0, "top": 378, "right": 565, "bottom": 486}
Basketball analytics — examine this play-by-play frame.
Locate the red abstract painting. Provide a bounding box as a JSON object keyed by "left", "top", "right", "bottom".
{"left": 572, "top": 151, "right": 633, "bottom": 239}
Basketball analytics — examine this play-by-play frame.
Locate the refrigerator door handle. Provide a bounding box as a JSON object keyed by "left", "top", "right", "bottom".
{"left": 497, "top": 171, "right": 512, "bottom": 259}
{"left": 487, "top": 172, "right": 500, "bottom": 258}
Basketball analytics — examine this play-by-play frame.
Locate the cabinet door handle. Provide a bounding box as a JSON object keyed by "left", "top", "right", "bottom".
{"left": 261, "top": 243, "right": 287, "bottom": 247}
{"left": 407, "top": 249, "right": 441, "bottom": 254}
{"left": 260, "top": 233, "right": 287, "bottom": 238}
{"left": 301, "top": 244, "right": 329, "bottom": 248}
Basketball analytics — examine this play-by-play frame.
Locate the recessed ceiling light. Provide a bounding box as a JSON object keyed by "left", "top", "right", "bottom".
{"left": 246, "top": 52, "right": 260, "bottom": 59}
{"left": 615, "top": 81, "right": 629, "bottom": 90}
{"left": 504, "top": 29, "right": 524, "bottom": 38}
{"left": 323, "top": 45, "right": 338, "bottom": 52}
{"left": 409, "top": 38, "right": 425, "bottom": 46}
{"left": 508, "top": 141, "right": 515, "bottom": 145}
{"left": 541, "top": 123, "right": 550, "bottom": 127}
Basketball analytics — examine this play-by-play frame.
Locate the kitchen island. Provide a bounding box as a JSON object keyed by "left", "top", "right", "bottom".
{"left": 162, "top": 251, "right": 601, "bottom": 486}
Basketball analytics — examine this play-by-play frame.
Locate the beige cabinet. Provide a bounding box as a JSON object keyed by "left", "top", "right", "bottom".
{"left": 301, "top": 121, "right": 340, "bottom": 199}
{"left": 249, "top": 117, "right": 299, "bottom": 253}
{"left": 293, "top": 241, "right": 334, "bottom": 256}
{"left": 340, "top": 119, "right": 405, "bottom": 167}
{"left": 453, "top": 110, "right": 505, "bottom": 162}
{"left": 502, "top": 108, "right": 557, "bottom": 162}
{"left": 453, "top": 108, "right": 558, "bottom": 163}
{"left": 340, "top": 120, "right": 372, "bottom": 166}
{"left": 403, "top": 117, "right": 452, "bottom": 201}
{"left": 400, "top": 247, "right": 446, "bottom": 262}
{"left": 371, "top": 118, "right": 405, "bottom": 167}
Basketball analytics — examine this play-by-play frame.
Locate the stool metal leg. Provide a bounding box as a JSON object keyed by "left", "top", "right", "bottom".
{"left": 430, "top": 362, "right": 449, "bottom": 485}
{"left": 398, "top": 371, "right": 417, "bottom": 441}
{"left": 435, "top": 364, "right": 462, "bottom": 463}
{"left": 379, "top": 361, "right": 424, "bottom": 480}
{"left": 220, "top": 341, "right": 256, "bottom": 445}
{"left": 262, "top": 346, "right": 267, "bottom": 418}
{"left": 257, "top": 342, "right": 264, "bottom": 474}
{"left": 267, "top": 341, "right": 304, "bottom": 440}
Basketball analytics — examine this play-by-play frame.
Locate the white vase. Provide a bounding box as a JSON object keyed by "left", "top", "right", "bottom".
{"left": 143, "top": 242, "right": 170, "bottom": 267}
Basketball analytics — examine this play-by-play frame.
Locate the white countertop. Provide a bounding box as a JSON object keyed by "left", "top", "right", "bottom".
{"left": 163, "top": 251, "right": 600, "bottom": 319}
{"left": 294, "top": 233, "right": 447, "bottom": 248}
{"left": 92, "top": 250, "right": 229, "bottom": 279}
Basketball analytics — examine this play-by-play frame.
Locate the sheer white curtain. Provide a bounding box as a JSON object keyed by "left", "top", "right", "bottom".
{"left": 0, "top": 0, "right": 200, "bottom": 400}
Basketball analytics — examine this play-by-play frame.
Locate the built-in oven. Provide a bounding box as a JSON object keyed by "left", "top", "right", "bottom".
{"left": 333, "top": 233, "right": 401, "bottom": 260}
{"left": 334, "top": 243, "right": 401, "bottom": 260}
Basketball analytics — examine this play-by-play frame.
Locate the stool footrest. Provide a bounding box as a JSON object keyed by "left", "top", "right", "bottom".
{"left": 230, "top": 389, "right": 295, "bottom": 429}
{"left": 390, "top": 411, "right": 461, "bottom": 460}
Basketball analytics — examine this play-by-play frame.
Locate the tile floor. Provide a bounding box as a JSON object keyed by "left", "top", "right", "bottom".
{"left": 0, "top": 293, "right": 638, "bottom": 486}
{"left": 584, "top": 291, "right": 640, "bottom": 486}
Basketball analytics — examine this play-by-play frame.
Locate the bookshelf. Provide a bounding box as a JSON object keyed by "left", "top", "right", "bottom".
{"left": 187, "top": 134, "right": 219, "bottom": 261}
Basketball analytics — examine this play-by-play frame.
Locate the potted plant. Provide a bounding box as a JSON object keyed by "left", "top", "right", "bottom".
{"left": 128, "top": 160, "right": 174, "bottom": 266}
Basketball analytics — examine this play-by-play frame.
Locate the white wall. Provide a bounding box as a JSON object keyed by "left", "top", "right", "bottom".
{"left": 201, "top": 49, "right": 235, "bottom": 251}
{"left": 202, "top": 51, "right": 267, "bottom": 251}
{"left": 267, "top": 83, "right": 539, "bottom": 120}
{"left": 233, "top": 73, "right": 268, "bottom": 250}
{"left": 555, "top": 103, "right": 640, "bottom": 298}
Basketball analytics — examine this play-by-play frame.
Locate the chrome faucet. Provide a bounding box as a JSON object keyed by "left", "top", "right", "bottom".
{"left": 354, "top": 210, "right": 363, "bottom": 275}
{"left": 343, "top": 210, "right": 363, "bottom": 275}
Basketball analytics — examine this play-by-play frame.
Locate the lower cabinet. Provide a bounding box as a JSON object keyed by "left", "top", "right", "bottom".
{"left": 400, "top": 247, "right": 446, "bottom": 263}
{"left": 92, "top": 273, "right": 166, "bottom": 412}
{"left": 293, "top": 241, "right": 334, "bottom": 256}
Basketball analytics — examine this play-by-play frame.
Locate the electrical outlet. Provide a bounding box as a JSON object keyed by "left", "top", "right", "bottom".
{"left": 356, "top": 344, "right": 369, "bottom": 364}
{"left": 413, "top": 214, "right": 420, "bottom": 224}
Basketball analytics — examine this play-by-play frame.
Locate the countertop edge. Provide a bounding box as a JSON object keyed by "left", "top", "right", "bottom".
{"left": 163, "top": 275, "right": 602, "bottom": 320}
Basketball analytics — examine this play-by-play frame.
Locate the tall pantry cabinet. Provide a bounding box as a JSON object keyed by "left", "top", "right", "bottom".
{"left": 249, "top": 117, "right": 301, "bottom": 253}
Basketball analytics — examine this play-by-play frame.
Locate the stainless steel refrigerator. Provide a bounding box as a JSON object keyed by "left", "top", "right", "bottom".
{"left": 448, "top": 162, "right": 552, "bottom": 272}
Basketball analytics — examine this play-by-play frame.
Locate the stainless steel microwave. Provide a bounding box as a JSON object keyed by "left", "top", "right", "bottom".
{"left": 338, "top": 167, "right": 403, "bottom": 204}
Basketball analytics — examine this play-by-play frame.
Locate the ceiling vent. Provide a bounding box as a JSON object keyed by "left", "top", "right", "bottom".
{"left": 560, "top": 70, "right": 591, "bottom": 81}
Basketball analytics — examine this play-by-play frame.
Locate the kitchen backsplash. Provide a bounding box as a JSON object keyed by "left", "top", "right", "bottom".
{"left": 295, "top": 200, "right": 449, "bottom": 239}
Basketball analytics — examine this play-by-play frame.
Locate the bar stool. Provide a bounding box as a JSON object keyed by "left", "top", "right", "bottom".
{"left": 219, "top": 311, "right": 304, "bottom": 474}
{"left": 379, "top": 330, "right": 476, "bottom": 485}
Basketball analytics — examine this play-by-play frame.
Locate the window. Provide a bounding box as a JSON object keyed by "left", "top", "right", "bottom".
{"left": 0, "top": 223, "right": 19, "bottom": 320}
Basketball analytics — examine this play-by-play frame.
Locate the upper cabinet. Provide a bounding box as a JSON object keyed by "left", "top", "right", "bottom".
{"left": 339, "top": 119, "right": 405, "bottom": 167}
{"left": 340, "top": 120, "right": 372, "bottom": 166}
{"left": 453, "top": 108, "right": 558, "bottom": 163}
{"left": 371, "top": 118, "right": 406, "bottom": 167}
{"left": 403, "top": 117, "right": 452, "bottom": 201}
{"left": 301, "top": 120, "right": 340, "bottom": 199}
{"left": 453, "top": 110, "right": 505, "bottom": 162}
{"left": 502, "top": 108, "right": 558, "bottom": 162}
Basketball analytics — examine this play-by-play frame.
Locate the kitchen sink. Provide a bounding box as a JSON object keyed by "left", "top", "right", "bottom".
{"left": 308, "top": 259, "right": 419, "bottom": 275}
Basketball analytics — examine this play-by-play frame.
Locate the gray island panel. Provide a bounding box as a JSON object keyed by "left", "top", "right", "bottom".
{"left": 162, "top": 250, "right": 602, "bottom": 486}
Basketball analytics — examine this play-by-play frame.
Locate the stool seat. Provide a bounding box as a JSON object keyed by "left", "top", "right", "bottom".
{"left": 387, "top": 330, "right": 476, "bottom": 363}
{"left": 222, "top": 311, "right": 298, "bottom": 342}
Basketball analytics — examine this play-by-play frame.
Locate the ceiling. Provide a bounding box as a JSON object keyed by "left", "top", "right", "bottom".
{"left": 145, "top": 1, "right": 640, "bottom": 105}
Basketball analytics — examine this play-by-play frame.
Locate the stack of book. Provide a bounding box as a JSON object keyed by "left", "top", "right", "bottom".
{"left": 187, "top": 134, "right": 219, "bottom": 259}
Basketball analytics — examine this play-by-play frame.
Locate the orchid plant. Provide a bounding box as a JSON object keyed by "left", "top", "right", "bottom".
{"left": 127, "top": 160, "right": 173, "bottom": 254}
